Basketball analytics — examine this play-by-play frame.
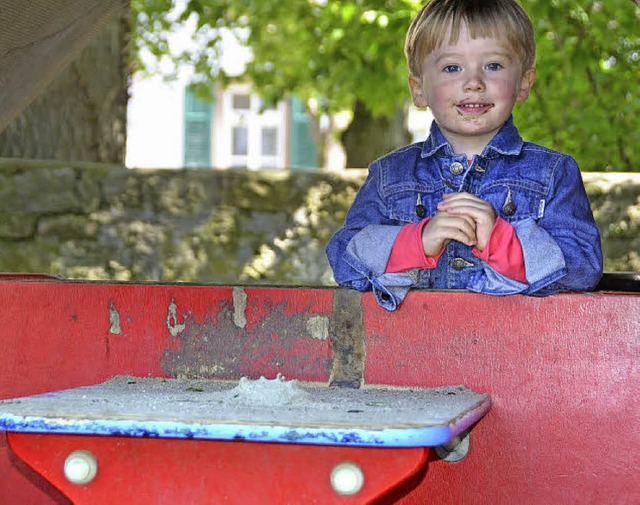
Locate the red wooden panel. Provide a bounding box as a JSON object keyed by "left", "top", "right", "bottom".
{"left": 362, "top": 291, "right": 640, "bottom": 504}
{"left": 0, "top": 281, "right": 333, "bottom": 399}
{"left": 0, "top": 279, "right": 638, "bottom": 504}
{"left": 0, "top": 280, "right": 333, "bottom": 503}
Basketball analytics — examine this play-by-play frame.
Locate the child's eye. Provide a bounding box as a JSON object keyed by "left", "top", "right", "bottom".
{"left": 485, "top": 62, "right": 503, "bottom": 71}
{"left": 443, "top": 64, "right": 461, "bottom": 73}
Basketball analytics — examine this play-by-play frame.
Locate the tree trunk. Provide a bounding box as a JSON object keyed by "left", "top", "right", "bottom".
{"left": 0, "top": 11, "right": 129, "bottom": 163}
{"left": 341, "top": 100, "right": 412, "bottom": 169}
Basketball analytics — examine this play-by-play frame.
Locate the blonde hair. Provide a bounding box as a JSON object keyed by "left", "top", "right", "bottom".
{"left": 405, "top": 0, "right": 536, "bottom": 77}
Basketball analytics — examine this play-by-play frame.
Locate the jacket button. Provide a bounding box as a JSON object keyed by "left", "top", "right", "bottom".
{"left": 502, "top": 202, "right": 516, "bottom": 216}
{"left": 452, "top": 258, "right": 468, "bottom": 270}
{"left": 449, "top": 162, "right": 464, "bottom": 175}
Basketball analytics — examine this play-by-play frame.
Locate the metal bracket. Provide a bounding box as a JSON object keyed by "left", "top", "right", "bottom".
{"left": 434, "top": 430, "right": 471, "bottom": 463}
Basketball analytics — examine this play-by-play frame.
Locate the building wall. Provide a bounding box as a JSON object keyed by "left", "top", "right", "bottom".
{"left": 126, "top": 74, "right": 185, "bottom": 169}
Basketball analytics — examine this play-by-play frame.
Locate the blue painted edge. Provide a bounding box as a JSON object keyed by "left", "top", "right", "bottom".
{"left": 0, "top": 414, "right": 455, "bottom": 448}
{"left": 0, "top": 397, "right": 492, "bottom": 448}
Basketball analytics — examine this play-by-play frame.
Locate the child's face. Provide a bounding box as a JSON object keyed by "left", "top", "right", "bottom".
{"left": 409, "top": 22, "right": 535, "bottom": 155}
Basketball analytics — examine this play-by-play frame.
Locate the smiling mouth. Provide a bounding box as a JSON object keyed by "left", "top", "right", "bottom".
{"left": 456, "top": 103, "right": 493, "bottom": 115}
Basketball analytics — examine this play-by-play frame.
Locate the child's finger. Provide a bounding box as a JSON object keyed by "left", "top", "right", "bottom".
{"left": 439, "top": 193, "right": 488, "bottom": 207}
{"left": 439, "top": 192, "right": 491, "bottom": 211}
{"left": 439, "top": 203, "right": 494, "bottom": 223}
{"left": 441, "top": 191, "right": 481, "bottom": 202}
{"left": 438, "top": 195, "right": 496, "bottom": 224}
{"left": 428, "top": 214, "right": 477, "bottom": 245}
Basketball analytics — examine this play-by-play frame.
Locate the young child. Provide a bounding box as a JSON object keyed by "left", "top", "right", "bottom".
{"left": 326, "top": 0, "right": 603, "bottom": 311}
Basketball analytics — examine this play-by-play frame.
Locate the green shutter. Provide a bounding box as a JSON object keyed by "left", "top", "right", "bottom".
{"left": 183, "top": 87, "right": 213, "bottom": 168}
{"left": 289, "top": 97, "right": 317, "bottom": 169}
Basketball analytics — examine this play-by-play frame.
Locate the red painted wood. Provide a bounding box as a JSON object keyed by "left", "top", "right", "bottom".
{"left": 0, "top": 280, "right": 333, "bottom": 503}
{"left": 0, "top": 281, "right": 333, "bottom": 400}
{"left": 0, "top": 279, "right": 638, "bottom": 503}
{"left": 8, "top": 433, "right": 428, "bottom": 504}
{"left": 363, "top": 291, "right": 640, "bottom": 504}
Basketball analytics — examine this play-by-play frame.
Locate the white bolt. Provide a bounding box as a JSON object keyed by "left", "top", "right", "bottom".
{"left": 64, "top": 450, "right": 98, "bottom": 485}
{"left": 330, "top": 461, "right": 364, "bottom": 496}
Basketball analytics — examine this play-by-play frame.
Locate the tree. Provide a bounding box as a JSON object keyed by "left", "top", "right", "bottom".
{"left": 132, "top": 0, "right": 419, "bottom": 167}
{"left": 519, "top": 0, "right": 639, "bottom": 171}
{"left": 0, "top": 9, "right": 130, "bottom": 163}
{"left": 134, "top": 0, "right": 639, "bottom": 171}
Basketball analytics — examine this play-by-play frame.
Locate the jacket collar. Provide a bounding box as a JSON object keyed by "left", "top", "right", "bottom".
{"left": 421, "top": 116, "right": 524, "bottom": 159}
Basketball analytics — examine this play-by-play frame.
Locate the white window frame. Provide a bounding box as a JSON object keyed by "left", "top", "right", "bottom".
{"left": 216, "top": 84, "right": 287, "bottom": 169}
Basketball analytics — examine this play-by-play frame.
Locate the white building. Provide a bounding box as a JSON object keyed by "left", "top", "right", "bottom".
{"left": 126, "top": 74, "right": 318, "bottom": 170}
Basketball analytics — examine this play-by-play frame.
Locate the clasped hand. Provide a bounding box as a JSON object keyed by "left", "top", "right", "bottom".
{"left": 421, "top": 192, "right": 496, "bottom": 256}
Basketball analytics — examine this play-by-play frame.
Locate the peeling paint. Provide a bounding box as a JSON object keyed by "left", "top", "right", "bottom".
{"left": 306, "top": 315, "right": 329, "bottom": 341}
{"left": 161, "top": 298, "right": 332, "bottom": 380}
{"left": 232, "top": 287, "right": 247, "bottom": 329}
{"left": 166, "top": 297, "right": 186, "bottom": 337}
{"left": 108, "top": 302, "right": 121, "bottom": 335}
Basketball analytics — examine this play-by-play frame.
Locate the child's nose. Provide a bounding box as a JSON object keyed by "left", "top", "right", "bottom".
{"left": 464, "top": 72, "right": 485, "bottom": 92}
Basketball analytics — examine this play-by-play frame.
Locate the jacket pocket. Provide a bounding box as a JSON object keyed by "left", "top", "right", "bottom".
{"left": 385, "top": 183, "right": 444, "bottom": 223}
{"left": 480, "top": 181, "right": 548, "bottom": 223}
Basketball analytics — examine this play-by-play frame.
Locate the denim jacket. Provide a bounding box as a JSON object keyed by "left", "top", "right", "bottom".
{"left": 326, "top": 117, "right": 603, "bottom": 311}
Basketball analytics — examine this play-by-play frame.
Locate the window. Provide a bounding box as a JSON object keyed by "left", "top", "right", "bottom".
{"left": 261, "top": 127, "right": 278, "bottom": 156}
{"left": 219, "top": 84, "right": 287, "bottom": 169}
{"left": 232, "top": 94, "right": 251, "bottom": 110}
{"left": 232, "top": 126, "right": 248, "bottom": 155}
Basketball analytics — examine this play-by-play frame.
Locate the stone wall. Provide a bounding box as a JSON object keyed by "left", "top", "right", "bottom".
{"left": 0, "top": 159, "right": 637, "bottom": 285}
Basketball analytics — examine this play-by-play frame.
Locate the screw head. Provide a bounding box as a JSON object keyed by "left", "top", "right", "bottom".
{"left": 64, "top": 450, "right": 98, "bottom": 485}
{"left": 330, "top": 461, "right": 364, "bottom": 496}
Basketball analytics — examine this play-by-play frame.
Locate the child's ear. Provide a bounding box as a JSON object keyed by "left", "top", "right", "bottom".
{"left": 408, "top": 74, "right": 428, "bottom": 108}
{"left": 516, "top": 68, "right": 536, "bottom": 103}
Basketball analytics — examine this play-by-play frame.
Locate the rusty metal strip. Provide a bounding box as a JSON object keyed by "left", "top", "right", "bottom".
{"left": 328, "top": 288, "right": 366, "bottom": 389}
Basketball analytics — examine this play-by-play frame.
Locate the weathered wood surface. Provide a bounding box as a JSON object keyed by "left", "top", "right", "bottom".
{"left": 0, "top": 279, "right": 637, "bottom": 504}
{"left": 0, "top": 377, "right": 490, "bottom": 448}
